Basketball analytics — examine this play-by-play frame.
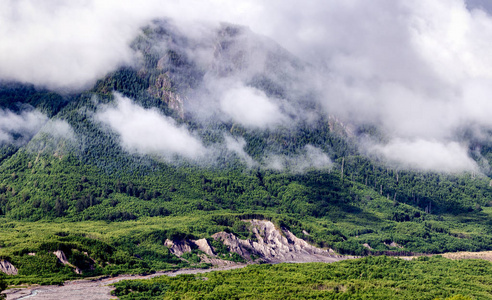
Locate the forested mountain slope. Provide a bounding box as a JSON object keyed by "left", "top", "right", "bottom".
{"left": 0, "top": 19, "right": 491, "bottom": 286}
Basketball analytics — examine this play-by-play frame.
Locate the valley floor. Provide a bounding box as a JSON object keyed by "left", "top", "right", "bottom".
{"left": 3, "top": 263, "right": 262, "bottom": 300}
{"left": 3, "top": 252, "right": 492, "bottom": 300}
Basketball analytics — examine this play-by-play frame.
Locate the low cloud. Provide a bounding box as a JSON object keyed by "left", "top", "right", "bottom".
{"left": 369, "top": 139, "right": 478, "bottom": 173}
{"left": 160, "top": 0, "right": 492, "bottom": 173}
{"left": 220, "top": 83, "right": 288, "bottom": 128}
{"left": 5, "top": 0, "right": 492, "bottom": 173}
{"left": 40, "top": 119, "right": 76, "bottom": 141}
{"left": 0, "top": 1, "right": 167, "bottom": 90}
{"left": 224, "top": 135, "right": 256, "bottom": 167}
{"left": 95, "top": 94, "right": 206, "bottom": 160}
{"left": 264, "top": 145, "right": 332, "bottom": 173}
{"left": 0, "top": 109, "right": 48, "bottom": 146}
{"left": 26, "top": 119, "right": 77, "bottom": 154}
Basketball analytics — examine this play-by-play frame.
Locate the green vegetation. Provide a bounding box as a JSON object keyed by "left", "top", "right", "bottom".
{"left": 1, "top": 21, "right": 492, "bottom": 296}
{"left": 112, "top": 256, "right": 491, "bottom": 299}
{"left": 0, "top": 273, "right": 6, "bottom": 299}
{"left": 1, "top": 131, "right": 492, "bottom": 284}
{"left": 1, "top": 148, "right": 492, "bottom": 256}
{"left": 0, "top": 217, "right": 211, "bottom": 285}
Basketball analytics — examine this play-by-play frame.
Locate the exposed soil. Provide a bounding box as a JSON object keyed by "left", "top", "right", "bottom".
{"left": 442, "top": 251, "right": 492, "bottom": 261}
{"left": 0, "top": 260, "right": 17, "bottom": 275}
{"left": 164, "top": 220, "right": 351, "bottom": 264}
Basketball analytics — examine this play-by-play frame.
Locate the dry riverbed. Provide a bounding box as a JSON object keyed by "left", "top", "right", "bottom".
{"left": 3, "top": 251, "right": 492, "bottom": 300}
{"left": 3, "top": 264, "right": 248, "bottom": 300}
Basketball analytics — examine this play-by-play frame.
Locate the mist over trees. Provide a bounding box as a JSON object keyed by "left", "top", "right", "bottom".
{"left": 0, "top": 2, "right": 492, "bottom": 299}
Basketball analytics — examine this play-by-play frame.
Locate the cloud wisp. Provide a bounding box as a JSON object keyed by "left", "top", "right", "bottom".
{"left": 95, "top": 94, "right": 207, "bottom": 160}
{"left": 264, "top": 145, "right": 333, "bottom": 173}
{"left": 0, "top": 109, "right": 48, "bottom": 146}
{"left": 224, "top": 135, "right": 257, "bottom": 168}
{"left": 25, "top": 119, "right": 78, "bottom": 154}
{"left": 219, "top": 83, "right": 288, "bottom": 129}
{"left": 368, "top": 139, "right": 478, "bottom": 173}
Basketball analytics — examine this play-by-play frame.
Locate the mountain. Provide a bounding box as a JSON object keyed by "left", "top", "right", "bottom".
{"left": 0, "top": 19, "right": 492, "bottom": 286}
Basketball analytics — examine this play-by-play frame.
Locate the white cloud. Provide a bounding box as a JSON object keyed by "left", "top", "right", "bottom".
{"left": 4, "top": 0, "right": 492, "bottom": 171}
{"left": 264, "top": 145, "right": 332, "bottom": 173}
{"left": 467, "top": 0, "right": 492, "bottom": 12}
{"left": 220, "top": 83, "right": 287, "bottom": 128}
{"left": 0, "top": 109, "right": 48, "bottom": 145}
{"left": 369, "top": 139, "right": 478, "bottom": 173}
{"left": 41, "top": 119, "right": 76, "bottom": 141}
{"left": 0, "top": 0, "right": 167, "bottom": 90}
{"left": 224, "top": 135, "right": 256, "bottom": 167}
{"left": 157, "top": 0, "right": 492, "bottom": 172}
{"left": 95, "top": 94, "right": 206, "bottom": 160}
{"left": 26, "top": 119, "right": 77, "bottom": 154}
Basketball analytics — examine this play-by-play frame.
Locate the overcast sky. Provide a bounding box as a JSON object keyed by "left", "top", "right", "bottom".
{"left": 1, "top": 0, "right": 492, "bottom": 172}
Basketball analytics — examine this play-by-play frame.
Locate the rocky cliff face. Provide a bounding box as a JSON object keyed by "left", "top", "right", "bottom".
{"left": 131, "top": 20, "right": 311, "bottom": 122}
{"left": 147, "top": 73, "right": 185, "bottom": 118}
{"left": 53, "top": 250, "right": 82, "bottom": 274}
{"left": 164, "top": 238, "right": 215, "bottom": 257}
{"left": 165, "top": 219, "right": 343, "bottom": 264}
{"left": 0, "top": 260, "right": 17, "bottom": 275}
{"left": 212, "top": 219, "right": 341, "bottom": 263}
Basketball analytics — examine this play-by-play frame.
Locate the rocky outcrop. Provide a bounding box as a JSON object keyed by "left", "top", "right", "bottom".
{"left": 194, "top": 238, "right": 215, "bottom": 256}
{"left": 212, "top": 232, "right": 252, "bottom": 258}
{"left": 164, "top": 238, "right": 216, "bottom": 257}
{"left": 212, "top": 220, "right": 342, "bottom": 263}
{"left": 53, "top": 250, "right": 81, "bottom": 274}
{"left": 164, "top": 239, "right": 194, "bottom": 257}
{"left": 163, "top": 220, "right": 346, "bottom": 264}
{"left": 199, "top": 256, "right": 240, "bottom": 267}
{"left": 384, "top": 241, "right": 403, "bottom": 249}
{"left": 164, "top": 238, "right": 237, "bottom": 267}
{"left": 328, "top": 115, "right": 355, "bottom": 138}
{"left": 0, "top": 260, "right": 18, "bottom": 275}
{"left": 147, "top": 73, "right": 184, "bottom": 118}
